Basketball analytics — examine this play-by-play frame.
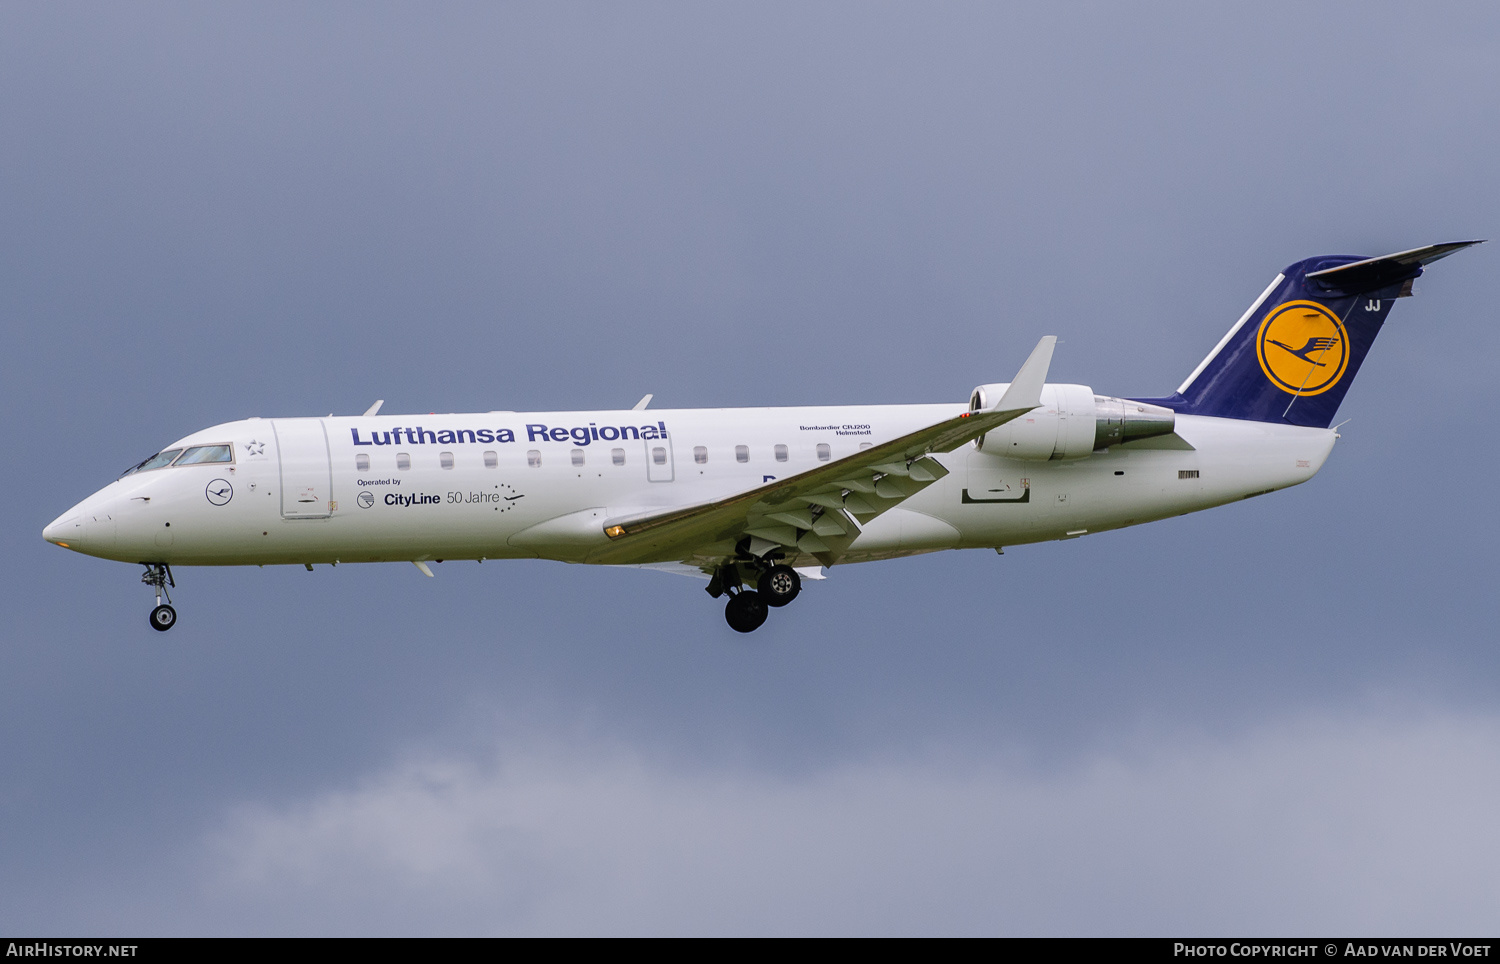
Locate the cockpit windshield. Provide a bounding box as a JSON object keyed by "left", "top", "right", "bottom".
{"left": 176, "top": 444, "right": 233, "bottom": 465}
{"left": 122, "top": 449, "right": 183, "bottom": 477}
{"left": 119, "top": 443, "right": 234, "bottom": 478}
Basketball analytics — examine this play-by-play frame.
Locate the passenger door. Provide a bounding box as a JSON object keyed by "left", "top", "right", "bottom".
{"left": 273, "top": 419, "right": 333, "bottom": 519}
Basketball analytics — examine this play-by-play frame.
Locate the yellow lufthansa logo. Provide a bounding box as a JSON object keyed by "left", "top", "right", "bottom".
{"left": 1255, "top": 300, "right": 1349, "bottom": 396}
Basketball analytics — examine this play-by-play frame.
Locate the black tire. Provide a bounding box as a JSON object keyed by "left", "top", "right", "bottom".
{"left": 758, "top": 564, "right": 801, "bottom": 607}
{"left": 149, "top": 604, "right": 177, "bottom": 632}
{"left": 724, "top": 591, "right": 769, "bottom": 633}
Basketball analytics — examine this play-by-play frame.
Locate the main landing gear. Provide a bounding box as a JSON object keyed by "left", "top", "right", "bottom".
{"left": 709, "top": 560, "right": 803, "bottom": 633}
{"left": 724, "top": 590, "right": 768, "bottom": 633}
{"left": 141, "top": 563, "right": 176, "bottom": 632}
{"left": 758, "top": 564, "right": 801, "bottom": 607}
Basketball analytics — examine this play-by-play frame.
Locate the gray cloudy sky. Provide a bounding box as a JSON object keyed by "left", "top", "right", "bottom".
{"left": 3, "top": 2, "right": 1498, "bottom": 936}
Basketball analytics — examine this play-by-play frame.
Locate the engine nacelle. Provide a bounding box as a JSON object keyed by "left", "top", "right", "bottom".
{"left": 969, "top": 383, "right": 1097, "bottom": 460}
{"left": 1091, "top": 395, "right": 1176, "bottom": 449}
{"left": 968, "top": 384, "right": 1175, "bottom": 461}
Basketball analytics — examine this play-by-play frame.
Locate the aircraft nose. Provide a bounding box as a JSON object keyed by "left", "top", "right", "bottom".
{"left": 44, "top": 494, "right": 118, "bottom": 553}
{"left": 43, "top": 513, "right": 85, "bottom": 548}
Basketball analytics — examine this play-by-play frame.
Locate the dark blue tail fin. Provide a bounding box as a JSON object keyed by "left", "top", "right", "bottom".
{"left": 1137, "top": 242, "right": 1481, "bottom": 428}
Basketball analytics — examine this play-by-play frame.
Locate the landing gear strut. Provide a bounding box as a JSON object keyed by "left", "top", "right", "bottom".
{"left": 141, "top": 563, "right": 176, "bottom": 632}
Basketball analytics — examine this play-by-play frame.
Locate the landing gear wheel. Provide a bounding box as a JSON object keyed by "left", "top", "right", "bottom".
{"left": 758, "top": 564, "right": 801, "bottom": 608}
{"left": 724, "top": 591, "right": 769, "bottom": 633}
{"left": 149, "top": 604, "right": 177, "bottom": 632}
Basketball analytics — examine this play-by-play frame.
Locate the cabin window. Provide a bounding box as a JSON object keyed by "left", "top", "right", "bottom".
{"left": 652, "top": 446, "right": 667, "bottom": 465}
{"left": 612, "top": 448, "right": 626, "bottom": 466}
{"left": 816, "top": 443, "right": 830, "bottom": 461}
{"left": 527, "top": 450, "right": 541, "bottom": 468}
{"left": 859, "top": 442, "right": 873, "bottom": 451}
{"left": 694, "top": 446, "right": 707, "bottom": 464}
{"left": 484, "top": 450, "right": 498, "bottom": 468}
{"left": 440, "top": 451, "right": 455, "bottom": 470}
{"left": 571, "top": 448, "right": 585, "bottom": 467}
{"left": 396, "top": 452, "right": 411, "bottom": 470}
{"left": 735, "top": 445, "right": 749, "bottom": 463}
{"left": 176, "top": 444, "right": 233, "bottom": 465}
{"left": 774, "top": 444, "right": 788, "bottom": 462}
{"left": 355, "top": 454, "right": 370, "bottom": 471}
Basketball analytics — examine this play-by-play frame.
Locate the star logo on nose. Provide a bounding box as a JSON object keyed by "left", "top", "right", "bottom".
{"left": 244, "top": 440, "right": 265, "bottom": 457}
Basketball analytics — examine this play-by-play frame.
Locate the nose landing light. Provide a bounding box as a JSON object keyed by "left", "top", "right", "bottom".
{"left": 43, "top": 516, "right": 83, "bottom": 548}
{"left": 44, "top": 498, "right": 118, "bottom": 553}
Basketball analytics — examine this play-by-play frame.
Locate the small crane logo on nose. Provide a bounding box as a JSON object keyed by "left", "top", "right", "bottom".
{"left": 205, "top": 480, "right": 234, "bottom": 506}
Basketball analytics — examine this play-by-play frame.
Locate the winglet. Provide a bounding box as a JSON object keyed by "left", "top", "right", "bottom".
{"left": 633, "top": 394, "right": 653, "bottom": 411}
{"left": 364, "top": 399, "right": 385, "bottom": 417}
{"left": 993, "top": 336, "right": 1056, "bottom": 412}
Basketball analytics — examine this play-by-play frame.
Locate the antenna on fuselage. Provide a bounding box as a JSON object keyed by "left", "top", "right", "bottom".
{"left": 632, "top": 394, "right": 653, "bottom": 411}
{"left": 363, "top": 399, "right": 385, "bottom": 416}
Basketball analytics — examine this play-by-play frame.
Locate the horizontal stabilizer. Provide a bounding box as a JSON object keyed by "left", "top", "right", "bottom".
{"left": 1305, "top": 240, "right": 1484, "bottom": 292}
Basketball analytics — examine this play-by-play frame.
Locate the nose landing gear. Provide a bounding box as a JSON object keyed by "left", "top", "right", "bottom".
{"left": 141, "top": 563, "right": 176, "bottom": 632}
{"left": 150, "top": 604, "right": 177, "bottom": 631}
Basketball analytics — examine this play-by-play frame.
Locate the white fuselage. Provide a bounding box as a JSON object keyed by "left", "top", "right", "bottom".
{"left": 44, "top": 402, "right": 1336, "bottom": 569}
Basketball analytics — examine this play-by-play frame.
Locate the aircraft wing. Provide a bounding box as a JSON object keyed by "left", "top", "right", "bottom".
{"left": 587, "top": 337, "right": 1056, "bottom": 568}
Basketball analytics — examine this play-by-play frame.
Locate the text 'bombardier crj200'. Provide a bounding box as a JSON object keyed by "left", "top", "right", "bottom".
{"left": 45, "top": 242, "right": 1481, "bottom": 633}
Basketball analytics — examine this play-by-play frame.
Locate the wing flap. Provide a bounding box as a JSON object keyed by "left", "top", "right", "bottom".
{"left": 763, "top": 508, "right": 816, "bottom": 528}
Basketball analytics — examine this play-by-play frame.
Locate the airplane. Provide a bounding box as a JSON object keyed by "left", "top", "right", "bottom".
{"left": 43, "top": 242, "right": 1481, "bottom": 634}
